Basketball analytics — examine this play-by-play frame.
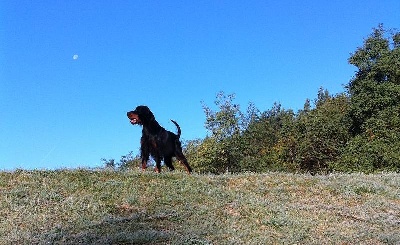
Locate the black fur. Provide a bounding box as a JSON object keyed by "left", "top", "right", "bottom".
{"left": 127, "top": 105, "right": 192, "bottom": 174}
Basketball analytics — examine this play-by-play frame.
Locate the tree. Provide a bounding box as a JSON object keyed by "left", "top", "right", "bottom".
{"left": 184, "top": 25, "right": 400, "bottom": 174}
{"left": 241, "top": 103, "right": 296, "bottom": 172}
{"left": 347, "top": 24, "right": 400, "bottom": 134}
{"left": 295, "top": 90, "right": 351, "bottom": 173}
{"left": 202, "top": 92, "right": 244, "bottom": 140}
{"left": 334, "top": 25, "right": 400, "bottom": 172}
{"left": 185, "top": 92, "right": 260, "bottom": 173}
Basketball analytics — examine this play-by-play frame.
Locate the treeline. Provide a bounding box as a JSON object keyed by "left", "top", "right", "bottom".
{"left": 184, "top": 25, "right": 400, "bottom": 174}
{"left": 107, "top": 25, "right": 399, "bottom": 174}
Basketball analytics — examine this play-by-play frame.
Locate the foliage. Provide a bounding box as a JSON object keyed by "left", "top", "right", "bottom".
{"left": 189, "top": 92, "right": 253, "bottom": 173}
{"left": 295, "top": 90, "right": 351, "bottom": 173}
{"left": 186, "top": 25, "right": 399, "bottom": 174}
{"left": 333, "top": 25, "right": 400, "bottom": 172}
{"left": 190, "top": 89, "right": 352, "bottom": 174}
{"left": 101, "top": 151, "right": 141, "bottom": 170}
{"left": 202, "top": 92, "right": 243, "bottom": 140}
{"left": 241, "top": 102, "right": 296, "bottom": 172}
{"left": 112, "top": 25, "right": 400, "bottom": 174}
{"left": 347, "top": 24, "right": 400, "bottom": 134}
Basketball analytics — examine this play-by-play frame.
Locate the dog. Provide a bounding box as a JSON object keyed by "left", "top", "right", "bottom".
{"left": 127, "top": 105, "right": 192, "bottom": 174}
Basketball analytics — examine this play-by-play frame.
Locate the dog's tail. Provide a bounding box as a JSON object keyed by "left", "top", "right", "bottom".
{"left": 171, "top": 120, "right": 181, "bottom": 138}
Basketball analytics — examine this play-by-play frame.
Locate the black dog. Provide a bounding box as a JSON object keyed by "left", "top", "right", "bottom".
{"left": 127, "top": 105, "right": 192, "bottom": 174}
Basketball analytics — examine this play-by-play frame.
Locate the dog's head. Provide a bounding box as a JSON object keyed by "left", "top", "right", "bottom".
{"left": 127, "top": 105, "right": 155, "bottom": 125}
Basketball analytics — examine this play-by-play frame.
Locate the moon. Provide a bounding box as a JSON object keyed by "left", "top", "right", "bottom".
{"left": 73, "top": 54, "right": 79, "bottom": 60}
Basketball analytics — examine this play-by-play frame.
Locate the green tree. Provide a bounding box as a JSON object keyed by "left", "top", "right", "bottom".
{"left": 187, "top": 25, "right": 400, "bottom": 174}
{"left": 187, "top": 92, "right": 247, "bottom": 173}
{"left": 335, "top": 25, "right": 400, "bottom": 172}
{"left": 202, "top": 92, "right": 244, "bottom": 140}
{"left": 295, "top": 90, "right": 351, "bottom": 173}
{"left": 241, "top": 103, "right": 296, "bottom": 172}
{"left": 242, "top": 89, "right": 350, "bottom": 174}
{"left": 347, "top": 24, "right": 400, "bottom": 134}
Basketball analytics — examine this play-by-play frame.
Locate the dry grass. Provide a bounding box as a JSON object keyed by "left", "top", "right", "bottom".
{"left": 0, "top": 169, "right": 399, "bottom": 244}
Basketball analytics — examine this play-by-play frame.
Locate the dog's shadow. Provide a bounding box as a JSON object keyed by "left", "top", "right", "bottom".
{"left": 36, "top": 211, "right": 208, "bottom": 244}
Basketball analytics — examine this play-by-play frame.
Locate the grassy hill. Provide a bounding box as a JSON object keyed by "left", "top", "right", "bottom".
{"left": 0, "top": 169, "right": 399, "bottom": 244}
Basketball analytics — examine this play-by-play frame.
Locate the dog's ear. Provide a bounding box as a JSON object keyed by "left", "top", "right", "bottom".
{"left": 135, "top": 106, "right": 155, "bottom": 123}
{"left": 136, "top": 105, "right": 149, "bottom": 113}
{"left": 143, "top": 107, "right": 155, "bottom": 121}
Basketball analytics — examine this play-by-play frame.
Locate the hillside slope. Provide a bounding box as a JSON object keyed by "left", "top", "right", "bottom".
{"left": 1, "top": 170, "right": 399, "bottom": 244}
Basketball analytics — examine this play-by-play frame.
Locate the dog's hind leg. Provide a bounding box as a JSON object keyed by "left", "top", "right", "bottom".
{"left": 174, "top": 140, "right": 192, "bottom": 174}
{"left": 164, "top": 156, "right": 175, "bottom": 171}
{"left": 175, "top": 152, "right": 192, "bottom": 174}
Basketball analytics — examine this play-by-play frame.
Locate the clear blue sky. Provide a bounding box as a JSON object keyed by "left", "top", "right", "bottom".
{"left": 1, "top": 1, "right": 399, "bottom": 170}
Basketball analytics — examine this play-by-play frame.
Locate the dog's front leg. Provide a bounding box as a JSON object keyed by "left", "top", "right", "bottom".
{"left": 154, "top": 156, "right": 162, "bottom": 173}
{"left": 141, "top": 160, "right": 147, "bottom": 170}
{"left": 141, "top": 155, "right": 149, "bottom": 170}
{"left": 140, "top": 139, "right": 150, "bottom": 171}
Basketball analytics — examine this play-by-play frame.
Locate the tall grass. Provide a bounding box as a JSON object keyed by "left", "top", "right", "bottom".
{"left": 0, "top": 169, "right": 399, "bottom": 244}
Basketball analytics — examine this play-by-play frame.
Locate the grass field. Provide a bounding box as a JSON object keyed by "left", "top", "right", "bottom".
{"left": 0, "top": 169, "right": 399, "bottom": 244}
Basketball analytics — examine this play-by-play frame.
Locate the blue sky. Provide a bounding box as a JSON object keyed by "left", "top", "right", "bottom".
{"left": 1, "top": 1, "right": 399, "bottom": 170}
